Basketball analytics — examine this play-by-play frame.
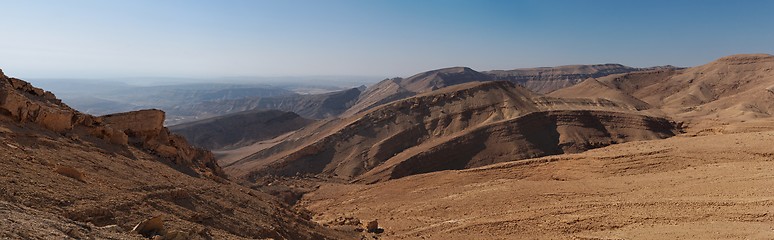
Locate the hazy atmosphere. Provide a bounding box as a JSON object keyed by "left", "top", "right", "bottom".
{"left": 1, "top": 0, "right": 772, "bottom": 79}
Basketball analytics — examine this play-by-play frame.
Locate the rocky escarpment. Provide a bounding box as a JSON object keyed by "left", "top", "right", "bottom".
{"left": 0, "top": 69, "right": 224, "bottom": 178}
{"left": 484, "top": 64, "right": 646, "bottom": 93}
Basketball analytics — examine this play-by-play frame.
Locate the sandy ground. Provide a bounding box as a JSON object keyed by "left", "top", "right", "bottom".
{"left": 302, "top": 130, "right": 774, "bottom": 239}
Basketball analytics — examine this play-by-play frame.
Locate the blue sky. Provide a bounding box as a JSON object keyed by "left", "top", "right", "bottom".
{"left": 0, "top": 0, "right": 772, "bottom": 79}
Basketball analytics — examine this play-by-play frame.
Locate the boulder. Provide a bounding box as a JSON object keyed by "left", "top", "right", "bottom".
{"left": 102, "top": 109, "right": 165, "bottom": 140}
{"left": 164, "top": 230, "right": 193, "bottom": 240}
{"left": 97, "top": 224, "right": 124, "bottom": 233}
{"left": 132, "top": 215, "right": 165, "bottom": 237}
{"left": 366, "top": 219, "right": 379, "bottom": 233}
{"left": 54, "top": 165, "right": 85, "bottom": 182}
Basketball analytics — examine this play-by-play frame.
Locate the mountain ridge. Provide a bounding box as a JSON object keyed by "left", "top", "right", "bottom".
{"left": 224, "top": 81, "right": 677, "bottom": 183}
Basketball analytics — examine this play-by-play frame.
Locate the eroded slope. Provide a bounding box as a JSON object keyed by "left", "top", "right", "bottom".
{"left": 303, "top": 129, "right": 774, "bottom": 239}
{"left": 226, "top": 81, "right": 677, "bottom": 183}
{"left": 551, "top": 54, "right": 774, "bottom": 127}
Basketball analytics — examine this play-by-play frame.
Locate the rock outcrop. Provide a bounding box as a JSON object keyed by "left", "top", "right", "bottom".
{"left": 0, "top": 69, "right": 224, "bottom": 178}
{"left": 103, "top": 110, "right": 226, "bottom": 177}
{"left": 0, "top": 69, "right": 74, "bottom": 132}
{"left": 366, "top": 220, "right": 379, "bottom": 233}
{"left": 54, "top": 165, "right": 86, "bottom": 182}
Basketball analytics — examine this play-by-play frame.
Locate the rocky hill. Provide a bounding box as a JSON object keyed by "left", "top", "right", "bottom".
{"left": 0, "top": 71, "right": 225, "bottom": 178}
{"left": 343, "top": 64, "right": 675, "bottom": 117}
{"left": 169, "top": 109, "right": 314, "bottom": 150}
{"left": 341, "top": 67, "right": 492, "bottom": 117}
{"left": 0, "top": 69, "right": 346, "bottom": 239}
{"left": 550, "top": 54, "right": 774, "bottom": 130}
{"left": 225, "top": 81, "right": 677, "bottom": 183}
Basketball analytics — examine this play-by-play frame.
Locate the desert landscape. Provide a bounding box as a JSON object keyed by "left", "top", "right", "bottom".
{"left": 2, "top": 53, "right": 774, "bottom": 239}
{"left": 2, "top": 1, "right": 773, "bottom": 239}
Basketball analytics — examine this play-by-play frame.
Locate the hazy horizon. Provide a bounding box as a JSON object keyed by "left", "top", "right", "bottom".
{"left": 1, "top": 0, "right": 773, "bottom": 80}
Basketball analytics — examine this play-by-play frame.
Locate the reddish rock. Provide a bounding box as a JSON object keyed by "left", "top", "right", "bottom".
{"left": 0, "top": 69, "right": 225, "bottom": 178}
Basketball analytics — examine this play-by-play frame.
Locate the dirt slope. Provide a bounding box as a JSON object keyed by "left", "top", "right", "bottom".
{"left": 0, "top": 69, "right": 345, "bottom": 239}
{"left": 225, "top": 81, "right": 677, "bottom": 183}
{"left": 169, "top": 109, "right": 314, "bottom": 150}
{"left": 303, "top": 128, "right": 774, "bottom": 239}
{"left": 551, "top": 54, "right": 774, "bottom": 128}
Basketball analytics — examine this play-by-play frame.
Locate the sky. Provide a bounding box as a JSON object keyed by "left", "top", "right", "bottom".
{"left": 0, "top": 0, "right": 773, "bottom": 79}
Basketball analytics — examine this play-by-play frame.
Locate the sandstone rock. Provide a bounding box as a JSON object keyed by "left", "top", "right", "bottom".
{"left": 65, "top": 228, "right": 86, "bottom": 239}
{"left": 37, "top": 109, "right": 74, "bottom": 132}
{"left": 0, "top": 72, "right": 77, "bottom": 134}
{"left": 155, "top": 145, "right": 179, "bottom": 158}
{"left": 132, "top": 215, "right": 165, "bottom": 237}
{"left": 101, "top": 109, "right": 225, "bottom": 178}
{"left": 102, "top": 109, "right": 165, "bottom": 144}
{"left": 97, "top": 224, "right": 124, "bottom": 232}
{"left": 54, "top": 165, "right": 85, "bottom": 182}
{"left": 330, "top": 216, "right": 361, "bottom": 226}
{"left": 366, "top": 219, "right": 379, "bottom": 233}
{"left": 164, "top": 230, "right": 192, "bottom": 240}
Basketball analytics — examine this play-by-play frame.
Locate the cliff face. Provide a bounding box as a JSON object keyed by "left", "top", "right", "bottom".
{"left": 0, "top": 69, "right": 74, "bottom": 133}
{"left": 0, "top": 69, "right": 224, "bottom": 178}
